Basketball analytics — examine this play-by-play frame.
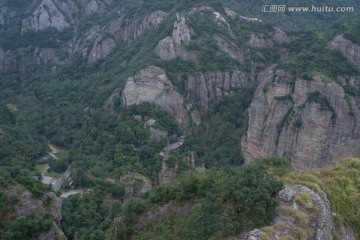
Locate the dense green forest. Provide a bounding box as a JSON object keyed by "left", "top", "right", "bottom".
{"left": 0, "top": 0, "right": 360, "bottom": 239}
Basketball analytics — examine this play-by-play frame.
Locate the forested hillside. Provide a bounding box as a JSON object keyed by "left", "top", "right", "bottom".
{"left": 0, "top": 0, "right": 360, "bottom": 239}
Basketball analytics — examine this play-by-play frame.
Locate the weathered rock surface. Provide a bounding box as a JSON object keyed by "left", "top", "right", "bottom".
{"left": 248, "top": 33, "right": 274, "bottom": 48}
{"left": 242, "top": 184, "right": 333, "bottom": 240}
{"left": 214, "top": 35, "right": 244, "bottom": 62}
{"left": 0, "top": 6, "right": 7, "bottom": 30}
{"left": 273, "top": 27, "right": 291, "bottom": 44}
{"left": 155, "top": 14, "right": 195, "bottom": 61}
{"left": 111, "top": 10, "right": 169, "bottom": 44}
{"left": 0, "top": 47, "right": 61, "bottom": 71}
{"left": 111, "top": 200, "right": 193, "bottom": 239}
{"left": 336, "top": 225, "right": 357, "bottom": 240}
{"left": 116, "top": 172, "right": 152, "bottom": 201}
{"left": 87, "top": 10, "right": 168, "bottom": 63}
{"left": 38, "top": 223, "right": 67, "bottom": 240}
{"left": 184, "top": 70, "right": 254, "bottom": 110}
{"left": 77, "top": 0, "right": 111, "bottom": 15}
{"left": 242, "top": 67, "right": 360, "bottom": 170}
{"left": 88, "top": 37, "right": 116, "bottom": 63}
{"left": 4, "top": 185, "right": 66, "bottom": 239}
{"left": 328, "top": 34, "right": 360, "bottom": 70}
{"left": 149, "top": 126, "right": 167, "bottom": 141}
{"left": 248, "top": 28, "right": 291, "bottom": 48}
{"left": 121, "top": 66, "right": 188, "bottom": 125}
{"left": 21, "top": 0, "right": 70, "bottom": 35}
{"left": 21, "top": 0, "right": 113, "bottom": 35}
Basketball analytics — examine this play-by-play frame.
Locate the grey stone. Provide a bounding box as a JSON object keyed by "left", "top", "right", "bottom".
{"left": 88, "top": 37, "right": 116, "bottom": 63}
{"left": 242, "top": 184, "right": 333, "bottom": 240}
{"left": 279, "top": 187, "right": 294, "bottom": 202}
{"left": 21, "top": 0, "right": 70, "bottom": 35}
{"left": 185, "top": 70, "right": 253, "bottom": 110}
{"left": 149, "top": 127, "right": 167, "bottom": 141}
{"left": 117, "top": 172, "right": 152, "bottom": 201}
{"left": 214, "top": 35, "right": 244, "bottom": 62}
{"left": 155, "top": 14, "right": 196, "bottom": 61}
{"left": 242, "top": 66, "right": 360, "bottom": 170}
{"left": 328, "top": 34, "right": 360, "bottom": 70}
{"left": 4, "top": 185, "right": 66, "bottom": 239}
{"left": 245, "top": 229, "right": 265, "bottom": 240}
{"left": 120, "top": 66, "right": 188, "bottom": 126}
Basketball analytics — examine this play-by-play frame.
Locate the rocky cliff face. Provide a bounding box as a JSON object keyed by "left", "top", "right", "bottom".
{"left": 117, "top": 66, "right": 188, "bottom": 125}
{"left": 108, "top": 172, "right": 152, "bottom": 201}
{"left": 184, "top": 70, "right": 254, "bottom": 110}
{"left": 214, "top": 35, "right": 244, "bottom": 62}
{"left": 248, "top": 27, "right": 291, "bottom": 48}
{"left": 4, "top": 185, "right": 66, "bottom": 239}
{"left": 4, "top": 0, "right": 168, "bottom": 69}
{"left": 0, "top": 47, "right": 60, "bottom": 71}
{"left": 0, "top": 6, "right": 7, "bottom": 31}
{"left": 243, "top": 184, "right": 333, "bottom": 240}
{"left": 113, "top": 10, "right": 168, "bottom": 44}
{"left": 21, "top": 0, "right": 113, "bottom": 35}
{"left": 21, "top": 0, "right": 71, "bottom": 35}
{"left": 87, "top": 10, "right": 168, "bottom": 63}
{"left": 328, "top": 34, "right": 360, "bottom": 70}
{"left": 88, "top": 37, "right": 116, "bottom": 63}
{"left": 155, "top": 13, "right": 195, "bottom": 61}
{"left": 242, "top": 67, "right": 360, "bottom": 170}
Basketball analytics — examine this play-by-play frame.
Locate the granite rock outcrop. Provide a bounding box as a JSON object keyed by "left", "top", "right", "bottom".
{"left": 155, "top": 14, "right": 195, "bottom": 61}
{"left": 119, "top": 66, "right": 188, "bottom": 125}
{"left": 242, "top": 67, "right": 360, "bottom": 170}
{"left": 328, "top": 34, "right": 360, "bottom": 70}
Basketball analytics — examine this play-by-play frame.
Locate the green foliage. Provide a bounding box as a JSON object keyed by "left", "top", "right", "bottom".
{"left": 274, "top": 95, "right": 293, "bottom": 102}
{"left": 0, "top": 1, "right": 359, "bottom": 239}
{"left": 180, "top": 166, "right": 282, "bottom": 239}
{"left": 340, "top": 17, "right": 360, "bottom": 46}
{"left": 129, "top": 102, "right": 179, "bottom": 135}
{"left": 0, "top": 126, "right": 48, "bottom": 167}
{"left": 7, "top": 166, "right": 50, "bottom": 197}
{"left": 118, "top": 161, "right": 283, "bottom": 239}
{"left": 49, "top": 158, "right": 68, "bottom": 173}
{"left": 280, "top": 30, "right": 358, "bottom": 81}
{"left": 0, "top": 211, "right": 53, "bottom": 240}
{"left": 0, "top": 102, "right": 16, "bottom": 125}
{"left": 252, "top": 157, "right": 291, "bottom": 177}
{"left": 124, "top": 197, "right": 146, "bottom": 214}
{"left": 284, "top": 158, "right": 360, "bottom": 238}
{"left": 1, "top": 28, "right": 74, "bottom": 50}
{"left": 61, "top": 185, "right": 123, "bottom": 240}
{"left": 179, "top": 83, "right": 257, "bottom": 168}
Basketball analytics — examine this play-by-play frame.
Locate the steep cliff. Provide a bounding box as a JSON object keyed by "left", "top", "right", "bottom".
{"left": 155, "top": 13, "right": 195, "bottom": 61}
{"left": 2, "top": 184, "right": 66, "bottom": 239}
{"left": 21, "top": 0, "right": 71, "bottom": 35}
{"left": 0, "top": 47, "right": 61, "bottom": 71}
{"left": 119, "top": 66, "right": 188, "bottom": 125}
{"left": 87, "top": 10, "right": 168, "bottom": 63}
{"left": 184, "top": 70, "right": 254, "bottom": 110}
{"left": 2, "top": 0, "right": 168, "bottom": 69}
{"left": 242, "top": 67, "right": 360, "bottom": 170}
{"left": 328, "top": 34, "right": 360, "bottom": 70}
